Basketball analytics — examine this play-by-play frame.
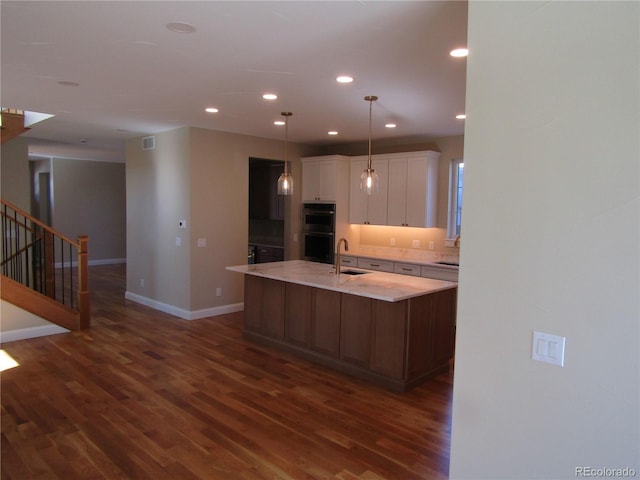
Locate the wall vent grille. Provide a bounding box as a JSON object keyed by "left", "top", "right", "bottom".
{"left": 142, "top": 136, "right": 156, "bottom": 150}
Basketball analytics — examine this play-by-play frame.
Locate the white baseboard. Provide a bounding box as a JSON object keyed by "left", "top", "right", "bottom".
{"left": 124, "top": 291, "right": 244, "bottom": 320}
{"left": 55, "top": 258, "right": 126, "bottom": 268}
{"left": 89, "top": 258, "right": 126, "bottom": 266}
{"left": 0, "top": 324, "right": 70, "bottom": 344}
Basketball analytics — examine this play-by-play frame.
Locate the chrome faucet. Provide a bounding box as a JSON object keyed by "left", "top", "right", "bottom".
{"left": 335, "top": 237, "right": 349, "bottom": 275}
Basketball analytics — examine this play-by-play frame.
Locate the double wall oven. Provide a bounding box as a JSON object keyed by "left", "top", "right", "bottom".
{"left": 302, "top": 203, "right": 335, "bottom": 264}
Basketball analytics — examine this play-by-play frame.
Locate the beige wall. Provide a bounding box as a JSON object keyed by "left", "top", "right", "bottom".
{"left": 1, "top": 136, "right": 30, "bottom": 210}
{"left": 51, "top": 158, "right": 126, "bottom": 262}
{"left": 126, "top": 126, "right": 315, "bottom": 316}
{"left": 126, "top": 128, "right": 192, "bottom": 310}
{"left": 450, "top": 2, "right": 639, "bottom": 478}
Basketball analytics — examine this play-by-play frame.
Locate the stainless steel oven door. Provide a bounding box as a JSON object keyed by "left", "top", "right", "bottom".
{"left": 302, "top": 203, "right": 335, "bottom": 233}
{"left": 303, "top": 232, "right": 334, "bottom": 264}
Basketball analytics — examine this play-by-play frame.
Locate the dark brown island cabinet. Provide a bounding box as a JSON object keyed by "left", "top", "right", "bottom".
{"left": 242, "top": 275, "right": 456, "bottom": 392}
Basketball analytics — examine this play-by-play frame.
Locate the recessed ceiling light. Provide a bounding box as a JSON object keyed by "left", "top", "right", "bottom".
{"left": 205, "top": 107, "right": 219, "bottom": 113}
{"left": 456, "top": 114, "right": 466, "bottom": 119}
{"left": 262, "top": 93, "right": 278, "bottom": 100}
{"left": 58, "top": 81, "right": 79, "bottom": 87}
{"left": 385, "top": 123, "right": 397, "bottom": 129}
{"left": 336, "top": 76, "right": 353, "bottom": 84}
{"left": 274, "top": 120, "right": 285, "bottom": 126}
{"left": 450, "top": 48, "right": 469, "bottom": 57}
{"left": 328, "top": 131, "right": 338, "bottom": 135}
{"left": 166, "top": 22, "right": 196, "bottom": 34}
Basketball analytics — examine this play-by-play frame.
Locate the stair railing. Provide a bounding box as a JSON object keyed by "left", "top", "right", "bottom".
{"left": 1, "top": 198, "right": 90, "bottom": 329}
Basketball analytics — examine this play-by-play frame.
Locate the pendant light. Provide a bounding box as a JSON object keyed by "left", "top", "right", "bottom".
{"left": 360, "top": 95, "right": 379, "bottom": 195}
{"left": 277, "top": 112, "right": 293, "bottom": 196}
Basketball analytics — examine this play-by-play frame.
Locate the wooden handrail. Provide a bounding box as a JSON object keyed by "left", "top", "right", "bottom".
{"left": 0, "top": 236, "right": 43, "bottom": 267}
{"left": 1, "top": 198, "right": 78, "bottom": 247}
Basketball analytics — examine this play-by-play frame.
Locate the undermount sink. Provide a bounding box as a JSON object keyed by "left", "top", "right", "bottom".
{"left": 340, "top": 270, "right": 370, "bottom": 276}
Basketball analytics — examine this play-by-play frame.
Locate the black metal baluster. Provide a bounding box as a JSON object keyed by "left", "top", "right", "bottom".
{"left": 69, "top": 242, "right": 74, "bottom": 308}
{"left": 24, "top": 216, "right": 30, "bottom": 288}
{"left": 60, "top": 236, "right": 64, "bottom": 304}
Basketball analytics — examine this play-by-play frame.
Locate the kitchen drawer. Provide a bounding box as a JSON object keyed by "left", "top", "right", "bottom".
{"left": 357, "top": 257, "right": 394, "bottom": 272}
{"left": 421, "top": 265, "right": 458, "bottom": 282}
{"left": 393, "top": 262, "right": 422, "bottom": 277}
{"left": 340, "top": 255, "right": 358, "bottom": 267}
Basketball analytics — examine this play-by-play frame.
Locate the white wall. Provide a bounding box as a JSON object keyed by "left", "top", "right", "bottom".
{"left": 449, "top": 2, "right": 639, "bottom": 479}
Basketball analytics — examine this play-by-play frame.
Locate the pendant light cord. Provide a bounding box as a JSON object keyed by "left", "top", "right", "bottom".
{"left": 282, "top": 111, "right": 292, "bottom": 175}
{"left": 364, "top": 96, "right": 378, "bottom": 171}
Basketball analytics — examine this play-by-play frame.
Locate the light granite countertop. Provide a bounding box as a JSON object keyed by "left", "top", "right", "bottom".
{"left": 226, "top": 260, "right": 457, "bottom": 302}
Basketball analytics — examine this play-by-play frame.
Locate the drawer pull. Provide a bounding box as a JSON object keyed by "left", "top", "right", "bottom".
{"left": 370, "top": 263, "right": 380, "bottom": 267}
{"left": 401, "top": 267, "right": 412, "bottom": 271}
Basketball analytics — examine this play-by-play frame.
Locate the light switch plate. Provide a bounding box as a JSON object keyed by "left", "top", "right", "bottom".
{"left": 532, "top": 331, "right": 566, "bottom": 367}
{"left": 197, "top": 238, "right": 206, "bottom": 248}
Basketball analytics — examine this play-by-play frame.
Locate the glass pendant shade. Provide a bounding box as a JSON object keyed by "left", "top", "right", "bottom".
{"left": 360, "top": 168, "right": 379, "bottom": 195}
{"left": 361, "top": 95, "right": 379, "bottom": 195}
{"left": 277, "top": 112, "right": 293, "bottom": 196}
{"left": 277, "top": 171, "right": 293, "bottom": 195}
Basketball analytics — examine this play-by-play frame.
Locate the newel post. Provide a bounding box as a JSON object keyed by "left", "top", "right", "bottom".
{"left": 77, "top": 235, "right": 90, "bottom": 329}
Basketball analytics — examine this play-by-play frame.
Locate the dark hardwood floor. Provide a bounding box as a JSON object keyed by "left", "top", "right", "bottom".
{"left": 1, "top": 264, "right": 453, "bottom": 479}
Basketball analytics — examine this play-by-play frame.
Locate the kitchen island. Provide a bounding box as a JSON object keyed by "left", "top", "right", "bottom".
{"left": 226, "top": 260, "right": 457, "bottom": 392}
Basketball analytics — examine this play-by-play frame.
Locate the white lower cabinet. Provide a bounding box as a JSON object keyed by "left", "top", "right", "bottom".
{"left": 357, "top": 257, "right": 394, "bottom": 272}
{"left": 421, "top": 265, "right": 459, "bottom": 282}
{"left": 393, "top": 262, "right": 422, "bottom": 277}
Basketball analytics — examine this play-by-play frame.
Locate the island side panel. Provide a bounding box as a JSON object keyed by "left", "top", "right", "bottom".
{"left": 310, "top": 289, "right": 341, "bottom": 358}
{"left": 244, "top": 275, "right": 264, "bottom": 332}
{"left": 263, "top": 279, "right": 286, "bottom": 339}
{"left": 340, "top": 294, "right": 372, "bottom": 368}
{"left": 285, "top": 283, "right": 312, "bottom": 348}
{"left": 370, "top": 299, "right": 408, "bottom": 380}
{"left": 429, "top": 288, "right": 457, "bottom": 368}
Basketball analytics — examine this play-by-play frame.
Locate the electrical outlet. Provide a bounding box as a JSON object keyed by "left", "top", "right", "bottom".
{"left": 176, "top": 237, "right": 181, "bottom": 247}
{"left": 428, "top": 240, "right": 435, "bottom": 250}
{"left": 140, "top": 278, "right": 145, "bottom": 288}
{"left": 412, "top": 239, "right": 420, "bottom": 248}
{"left": 197, "top": 238, "right": 206, "bottom": 248}
{"left": 216, "top": 287, "right": 222, "bottom": 297}
{"left": 390, "top": 237, "right": 396, "bottom": 246}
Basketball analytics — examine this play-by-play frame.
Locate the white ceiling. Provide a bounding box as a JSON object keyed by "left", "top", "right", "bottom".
{"left": 1, "top": 1, "right": 468, "bottom": 161}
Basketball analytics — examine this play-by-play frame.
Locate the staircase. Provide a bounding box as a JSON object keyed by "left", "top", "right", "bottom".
{"left": 1, "top": 199, "right": 90, "bottom": 331}
{"left": 1, "top": 109, "right": 30, "bottom": 145}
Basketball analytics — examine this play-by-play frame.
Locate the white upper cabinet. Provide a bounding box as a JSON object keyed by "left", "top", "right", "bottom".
{"left": 301, "top": 156, "right": 342, "bottom": 202}
{"left": 387, "top": 151, "right": 440, "bottom": 227}
{"left": 349, "top": 156, "right": 388, "bottom": 225}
